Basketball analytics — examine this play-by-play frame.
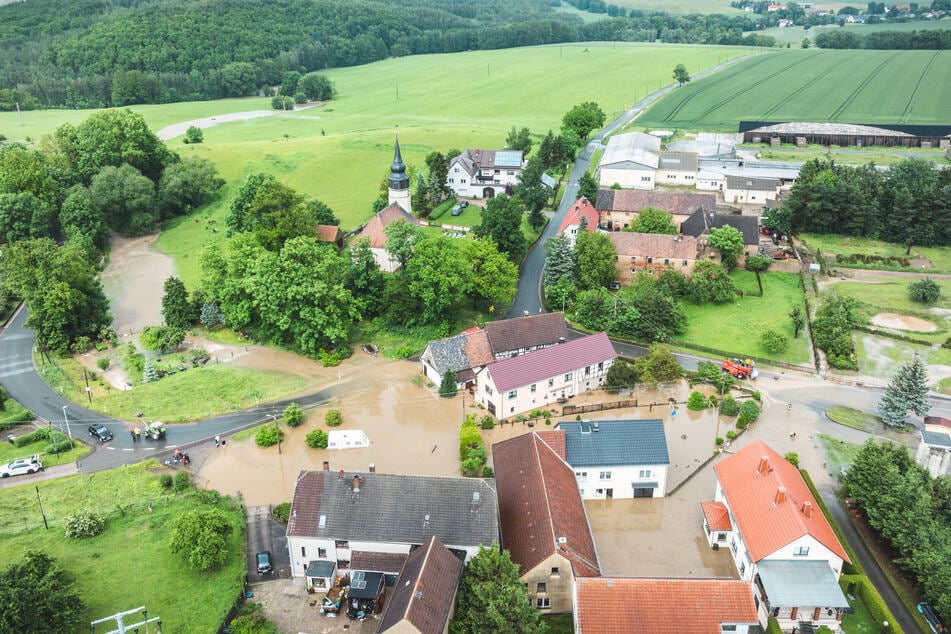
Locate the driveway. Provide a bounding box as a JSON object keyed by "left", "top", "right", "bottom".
{"left": 247, "top": 505, "right": 291, "bottom": 581}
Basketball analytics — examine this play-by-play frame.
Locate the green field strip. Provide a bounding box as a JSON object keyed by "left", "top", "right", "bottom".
{"left": 828, "top": 52, "right": 900, "bottom": 121}
{"left": 761, "top": 50, "right": 859, "bottom": 119}
{"left": 900, "top": 50, "right": 941, "bottom": 124}
{"left": 902, "top": 50, "right": 951, "bottom": 125}
{"left": 687, "top": 51, "right": 821, "bottom": 124}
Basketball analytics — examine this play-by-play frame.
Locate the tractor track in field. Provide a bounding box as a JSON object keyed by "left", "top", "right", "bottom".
{"left": 659, "top": 53, "right": 778, "bottom": 124}
{"left": 899, "top": 49, "right": 940, "bottom": 124}
{"left": 687, "top": 51, "right": 820, "bottom": 125}
{"left": 761, "top": 51, "right": 859, "bottom": 120}
{"left": 827, "top": 52, "right": 900, "bottom": 121}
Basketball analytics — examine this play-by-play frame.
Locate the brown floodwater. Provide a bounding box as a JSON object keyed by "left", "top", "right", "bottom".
{"left": 100, "top": 233, "right": 175, "bottom": 335}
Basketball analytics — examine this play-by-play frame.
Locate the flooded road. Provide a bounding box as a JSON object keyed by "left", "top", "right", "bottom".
{"left": 100, "top": 233, "right": 175, "bottom": 335}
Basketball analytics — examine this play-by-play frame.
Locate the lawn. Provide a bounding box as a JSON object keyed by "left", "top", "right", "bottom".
{"left": 817, "top": 433, "right": 862, "bottom": 475}
{"left": 638, "top": 49, "right": 951, "bottom": 129}
{"left": 0, "top": 462, "right": 245, "bottom": 633}
{"left": 679, "top": 271, "right": 811, "bottom": 363}
{"left": 824, "top": 406, "right": 886, "bottom": 434}
{"left": 36, "top": 353, "right": 314, "bottom": 423}
{"left": 0, "top": 422, "right": 90, "bottom": 468}
{"left": 800, "top": 233, "right": 951, "bottom": 273}
{"left": 749, "top": 146, "right": 949, "bottom": 166}
{"left": 853, "top": 332, "right": 951, "bottom": 389}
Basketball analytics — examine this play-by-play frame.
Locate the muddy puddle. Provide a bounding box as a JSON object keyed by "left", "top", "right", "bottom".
{"left": 870, "top": 312, "right": 938, "bottom": 332}
{"left": 100, "top": 233, "right": 175, "bottom": 336}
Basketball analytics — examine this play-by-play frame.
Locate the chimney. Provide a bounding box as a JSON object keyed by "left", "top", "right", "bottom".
{"left": 322, "top": 461, "right": 330, "bottom": 471}
{"left": 802, "top": 501, "right": 813, "bottom": 519}
{"left": 470, "top": 491, "right": 481, "bottom": 513}
{"left": 423, "top": 514, "right": 431, "bottom": 529}
{"left": 593, "top": 422, "right": 600, "bottom": 433}
{"left": 559, "top": 337, "right": 566, "bottom": 344}
{"left": 352, "top": 476, "right": 361, "bottom": 493}
{"left": 369, "top": 463, "right": 376, "bottom": 473}
{"left": 524, "top": 310, "right": 529, "bottom": 317}
{"left": 338, "top": 469, "right": 345, "bottom": 480}
{"left": 757, "top": 456, "right": 770, "bottom": 475}
{"left": 774, "top": 487, "right": 786, "bottom": 505}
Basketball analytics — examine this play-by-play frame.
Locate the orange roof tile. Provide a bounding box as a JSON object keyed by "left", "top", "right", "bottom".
{"left": 354, "top": 202, "right": 419, "bottom": 249}
{"left": 558, "top": 197, "right": 599, "bottom": 235}
{"left": 535, "top": 430, "right": 566, "bottom": 461}
{"left": 492, "top": 432, "right": 600, "bottom": 579}
{"left": 316, "top": 224, "right": 341, "bottom": 243}
{"left": 576, "top": 578, "right": 758, "bottom": 634}
{"left": 714, "top": 440, "right": 850, "bottom": 563}
{"left": 609, "top": 231, "right": 698, "bottom": 260}
{"left": 700, "top": 501, "right": 732, "bottom": 531}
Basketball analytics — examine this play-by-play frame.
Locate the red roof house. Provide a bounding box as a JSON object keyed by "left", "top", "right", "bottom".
{"left": 705, "top": 440, "right": 851, "bottom": 633}
{"left": 352, "top": 202, "right": 421, "bottom": 272}
{"left": 557, "top": 196, "right": 599, "bottom": 247}
{"left": 575, "top": 577, "right": 759, "bottom": 634}
{"left": 493, "top": 431, "right": 600, "bottom": 614}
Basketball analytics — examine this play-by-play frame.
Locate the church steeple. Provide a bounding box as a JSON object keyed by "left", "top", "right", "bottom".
{"left": 387, "top": 132, "right": 412, "bottom": 214}
{"left": 388, "top": 134, "right": 409, "bottom": 191}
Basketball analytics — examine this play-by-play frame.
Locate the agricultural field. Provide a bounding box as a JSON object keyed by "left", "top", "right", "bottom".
{"left": 678, "top": 271, "right": 811, "bottom": 364}
{"left": 0, "top": 463, "right": 245, "bottom": 633}
{"left": 638, "top": 49, "right": 951, "bottom": 129}
{"left": 762, "top": 19, "right": 951, "bottom": 46}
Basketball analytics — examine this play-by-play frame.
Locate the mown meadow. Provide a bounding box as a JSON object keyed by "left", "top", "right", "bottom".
{"left": 638, "top": 48, "right": 951, "bottom": 129}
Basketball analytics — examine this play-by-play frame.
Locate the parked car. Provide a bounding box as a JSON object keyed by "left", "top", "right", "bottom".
{"left": 0, "top": 454, "right": 43, "bottom": 478}
{"left": 918, "top": 602, "right": 945, "bottom": 634}
{"left": 451, "top": 204, "right": 463, "bottom": 216}
{"left": 459, "top": 200, "right": 469, "bottom": 209}
{"left": 88, "top": 423, "right": 113, "bottom": 443}
{"left": 257, "top": 551, "right": 274, "bottom": 575}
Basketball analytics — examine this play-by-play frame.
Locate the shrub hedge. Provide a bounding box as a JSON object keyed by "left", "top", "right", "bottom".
{"left": 839, "top": 575, "right": 898, "bottom": 634}
{"left": 765, "top": 617, "right": 783, "bottom": 634}
{"left": 800, "top": 469, "right": 862, "bottom": 575}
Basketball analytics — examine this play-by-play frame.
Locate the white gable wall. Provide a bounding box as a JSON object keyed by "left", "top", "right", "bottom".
{"left": 598, "top": 165, "right": 655, "bottom": 189}
{"left": 477, "top": 358, "right": 613, "bottom": 419}
{"left": 573, "top": 463, "right": 668, "bottom": 499}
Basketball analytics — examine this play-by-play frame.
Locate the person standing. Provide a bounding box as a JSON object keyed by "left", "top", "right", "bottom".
{"left": 214, "top": 434, "right": 220, "bottom": 447}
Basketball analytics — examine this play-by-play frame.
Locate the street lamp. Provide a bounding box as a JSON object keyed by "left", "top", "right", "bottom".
{"left": 62, "top": 405, "right": 72, "bottom": 441}
{"left": 267, "top": 413, "right": 281, "bottom": 454}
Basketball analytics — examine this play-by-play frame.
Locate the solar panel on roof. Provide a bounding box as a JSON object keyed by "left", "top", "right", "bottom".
{"left": 351, "top": 571, "right": 366, "bottom": 590}
{"left": 495, "top": 151, "right": 522, "bottom": 167}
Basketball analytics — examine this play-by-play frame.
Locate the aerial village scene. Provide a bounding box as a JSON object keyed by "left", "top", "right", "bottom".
{"left": 0, "top": 0, "right": 950, "bottom": 632}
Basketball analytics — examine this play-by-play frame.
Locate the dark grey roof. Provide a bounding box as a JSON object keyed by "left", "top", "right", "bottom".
{"left": 349, "top": 571, "right": 385, "bottom": 599}
{"left": 680, "top": 208, "right": 760, "bottom": 246}
{"left": 305, "top": 560, "right": 336, "bottom": 578}
{"left": 423, "top": 334, "right": 469, "bottom": 376}
{"left": 726, "top": 175, "right": 780, "bottom": 192}
{"left": 561, "top": 419, "right": 669, "bottom": 467}
{"left": 288, "top": 471, "right": 498, "bottom": 549}
{"left": 756, "top": 560, "right": 849, "bottom": 608}
{"left": 922, "top": 429, "right": 951, "bottom": 448}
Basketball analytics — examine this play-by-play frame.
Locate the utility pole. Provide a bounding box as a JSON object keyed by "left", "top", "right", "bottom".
{"left": 267, "top": 413, "right": 281, "bottom": 454}
{"left": 62, "top": 405, "right": 72, "bottom": 441}
{"left": 91, "top": 606, "right": 161, "bottom": 634}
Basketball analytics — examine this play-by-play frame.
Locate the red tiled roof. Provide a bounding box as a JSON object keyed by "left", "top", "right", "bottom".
{"left": 483, "top": 332, "right": 616, "bottom": 393}
{"left": 483, "top": 312, "right": 568, "bottom": 356}
{"left": 463, "top": 330, "right": 494, "bottom": 368}
{"left": 287, "top": 471, "right": 324, "bottom": 537}
{"left": 492, "top": 432, "right": 600, "bottom": 579}
{"left": 316, "top": 224, "right": 341, "bottom": 243}
{"left": 354, "top": 202, "right": 419, "bottom": 249}
{"left": 700, "top": 501, "right": 732, "bottom": 531}
{"left": 714, "top": 440, "right": 850, "bottom": 563}
{"left": 558, "top": 197, "right": 599, "bottom": 235}
{"left": 595, "top": 189, "right": 717, "bottom": 216}
{"left": 535, "top": 430, "right": 566, "bottom": 461}
{"left": 925, "top": 416, "right": 951, "bottom": 429}
{"left": 576, "top": 578, "right": 758, "bottom": 634}
{"left": 609, "top": 232, "right": 698, "bottom": 260}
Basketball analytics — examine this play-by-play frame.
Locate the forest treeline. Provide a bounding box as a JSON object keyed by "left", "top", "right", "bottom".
{"left": 0, "top": 0, "right": 780, "bottom": 110}
{"left": 814, "top": 28, "right": 951, "bottom": 48}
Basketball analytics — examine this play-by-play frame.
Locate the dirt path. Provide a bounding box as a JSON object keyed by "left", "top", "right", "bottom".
{"left": 155, "top": 103, "right": 321, "bottom": 141}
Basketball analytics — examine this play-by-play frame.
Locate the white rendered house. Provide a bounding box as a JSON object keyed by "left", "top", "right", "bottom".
{"left": 447, "top": 149, "right": 524, "bottom": 199}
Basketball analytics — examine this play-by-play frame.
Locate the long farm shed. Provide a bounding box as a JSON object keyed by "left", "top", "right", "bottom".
{"left": 638, "top": 49, "right": 951, "bottom": 130}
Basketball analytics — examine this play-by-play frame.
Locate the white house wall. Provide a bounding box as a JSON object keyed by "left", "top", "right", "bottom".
{"left": 574, "top": 463, "right": 668, "bottom": 499}
{"left": 762, "top": 535, "right": 843, "bottom": 578}
{"left": 477, "top": 359, "right": 613, "bottom": 418}
{"left": 371, "top": 246, "right": 401, "bottom": 273}
{"left": 598, "top": 166, "right": 654, "bottom": 189}
{"left": 656, "top": 169, "right": 697, "bottom": 186}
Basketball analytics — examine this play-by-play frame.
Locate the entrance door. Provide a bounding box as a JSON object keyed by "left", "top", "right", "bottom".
{"left": 606, "top": 489, "right": 613, "bottom": 498}
{"left": 483, "top": 187, "right": 495, "bottom": 199}
{"left": 487, "top": 402, "right": 496, "bottom": 415}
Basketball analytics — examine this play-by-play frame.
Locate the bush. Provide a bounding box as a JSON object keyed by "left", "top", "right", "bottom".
{"left": 45, "top": 435, "right": 73, "bottom": 454}
{"left": 708, "top": 395, "right": 718, "bottom": 408}
{"left": 183, "top": 126, "right": 204, "bottom": 144}
{"left": 766, "top": 617, "right": 783, "bottom": 634}
{"left": 482, "top": 466, "right": 494, "bottom": 478}
{"left": 687, "top": 391, "right": 707, "bottom": 411}
{"left": 272, "top": 502, "right": 291, "bottom": 524}
{"left": 255, "top": 425, "right": 284, "bottom": 448}
{"left": 190, "top": 347, "right": 211, "bottom": 366}
{"left": 64, "top": 509, "right": 106, "bottom": 539}
{"left": 739, "top": 400, "right": 761, "bottom": 423}
{"left": 325, "top": 410, "right": 343, "bottom": 427}
{"left": 760, "top": 328, "right": 789, "bottom": 353}
{"left": 784, "top": 451, "right": 799, "bottom": 467}
{"left": 318, "top": 349, "right": 341, "bottom": 367}
{"left": 909, "top": 278, "right": 941, "bottom": 303}
{"left": 14, "top": 427, "right": 50, "bottom": 447}
{"left": 720, "top": 395, "right": 740, "bottom": 416}
{"left": 726, "top": 430, "right": 737, "bottom": 440}
{"left": 305, "top": 429, "right": 328, "bottom": 449}
{"left": 394, "top": 345, "right": 413, "bottom": 359}
{"left": 173, "top": 470, "right": 191, "bottom": 492}
{"left": 736, "top": 418, "right": 749, "bottom": 430}
{"left": 96, "top": 357, "right": 110, "bottom": 371}
{"left": 159, "top": 474, "right": 174, "bottom": 489}
{"left": 283, "top": 403, "right": 304, "bottom": 427}
{"left": 715, "top": 436, "right": 725, "bottom": 446}
{"left": 752, "top": 391, "right": 761, "bottom": 401}
{"left": 271, "top": 95, "right": 294, "bottom": 110}
{"left": 480, "top": 415, "right": 495, "bottom": 430}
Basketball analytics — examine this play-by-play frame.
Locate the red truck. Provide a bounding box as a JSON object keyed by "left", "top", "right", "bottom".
{"left": 722, "top": 358, "right": 758, "bottom": 380}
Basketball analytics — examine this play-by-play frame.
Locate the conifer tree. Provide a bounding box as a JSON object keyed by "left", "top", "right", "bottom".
{"left": 143, "top": 359, "right": 159, "bottom": 383}
{"left": 878, "top": 354, "right": 930, "bottom": 427}
{"left": 439, "top": 370, "right": 458, "bottom": 398}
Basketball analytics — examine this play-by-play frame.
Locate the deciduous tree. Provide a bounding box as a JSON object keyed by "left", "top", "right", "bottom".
{"left": 688, "top": 260, "right": 736, "bottom": 304}
{"left": 709, "top": 225, "right": 745, "bottom": 271}
{"left": 673, "top": 63, "right": 691, "bottom": 86}
{"left": 449, "top": 544, "right": 544, "bottom": 634}
{"left": 909, "top": 278, "right": 941, "bottom": 304}
{"left": 789, "top": 305, "right": 806, "bottom": 338}
{"left": 169, "top": 509, "right": 234, "bottom": 571}
{"left": 0, "top": 551, "right": 85, "bottom": 633}
{"left": 634, "top": 343, "right": 684, "bottom": 385}
{"left": 88, "top": 163, "right": 158, "bottom": 235}
{"left": 505, "top": 126, "right": 533, "bottom": 155}
{"left": 474, "top": 194, "right": 526, "bottom": 262}
{"left": 140, "top": 325, "right": 186, "bottom": 354}
{"left": 577, "top": 170, "right": 599, "bottom": 202}
{"left": 462, "top": 238, "right": 518, "bottom": 312}
{"left": 298, "top": 72, "right": 335, "bottom": 101}
{"left": 157, "top": 156, "right": 223, "bottom": 218}
{"left": 385, "top": 219, "right": 423, "bottom": 269}
{"left": 575, "top": 230, "right": 616, "bottom": 290}
{"left": 402, "top": 236, "right": 470, "bottom": 326}
{"left": 627, "top": 207, "right": 678, "bottom": 234}
{"left": 561, "top": 101, "right": 606, "bottom": 141}
{"left": 745, "top": 254, "right": 772, "bottom": 295}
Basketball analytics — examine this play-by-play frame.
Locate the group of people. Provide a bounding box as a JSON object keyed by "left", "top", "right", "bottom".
{"left": 130, "top": 428, "right": 141, "bottom": 442}
{"left": 172, "top": 449, "right": 190, "bottom": 465}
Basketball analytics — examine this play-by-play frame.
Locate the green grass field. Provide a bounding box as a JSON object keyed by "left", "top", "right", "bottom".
{"left": 800, "top": 233, "right": 951, "bottom": 272}
{"left": 679, "top": 271, "right": 811, "bottom": 363}
{"left": 638, "top": 49, "right": 951, "bottom": 129}
{"left": 0, "top": 462, "right": 245, "bottom": 633}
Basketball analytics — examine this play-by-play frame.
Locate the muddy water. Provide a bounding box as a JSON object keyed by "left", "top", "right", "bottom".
{"left": 100, "top": 233, "right": 175, "bottom": 335}
{"left": 870, "top": 312, "right": 938, "bottom": 332}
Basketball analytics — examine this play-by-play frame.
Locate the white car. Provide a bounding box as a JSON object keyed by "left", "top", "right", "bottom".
{"left": 0, "top": 454, "right": 43, "bottom": 478}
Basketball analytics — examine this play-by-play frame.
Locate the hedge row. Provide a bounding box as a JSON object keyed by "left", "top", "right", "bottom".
{"left": 13, "top": 427, "right": 51, "bottom": 448}
{"left": 0, "top": 401, "right": 33, "bottom": 432}
{"left": 800, "top": 469, "right": 863, "bottom": 575}
{"left": 765, "top": 617, "right": 783, "bottom": 634}
{"left": 853, "top": 324, "right": 934, "bottom": 347}
{"left": 839, "top": 575, "right": 898, "bottom": 634}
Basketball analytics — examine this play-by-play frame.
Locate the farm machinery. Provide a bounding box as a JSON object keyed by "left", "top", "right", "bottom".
{"left": 722, "top": 358, "right": 758, "bottom": 380}
{"left": 143, "top": 422, "right": 166, "bottom": 440}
